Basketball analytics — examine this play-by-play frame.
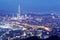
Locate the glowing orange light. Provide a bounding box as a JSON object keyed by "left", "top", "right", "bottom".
{"left": 22, "top": 27, "right": 27, "bottom": 30}
{"left": 44, "top": 27, "right": 50, "bottom": 31}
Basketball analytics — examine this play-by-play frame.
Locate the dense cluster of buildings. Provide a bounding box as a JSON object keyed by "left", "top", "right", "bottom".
{"left": 0, "top": 4, "right": 60, "bottom": 40}
{"left": 0, "top": 12, "right": 60, "bottom": 40}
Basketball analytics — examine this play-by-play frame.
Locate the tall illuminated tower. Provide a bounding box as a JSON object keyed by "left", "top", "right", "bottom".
{"left": 17, "top": 0, "right": 21, "bottom": 19}
{"left": 17, "top": 4, "right": 21, "bottom": 19}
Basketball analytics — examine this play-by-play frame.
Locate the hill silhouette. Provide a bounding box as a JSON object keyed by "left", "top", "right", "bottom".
{"left": 13, "top": 35, "right": 60, "bottom": 40}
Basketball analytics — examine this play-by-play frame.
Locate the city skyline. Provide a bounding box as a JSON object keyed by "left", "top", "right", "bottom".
{"left": 0, "top": 0, "right": 60, "bottom": 40}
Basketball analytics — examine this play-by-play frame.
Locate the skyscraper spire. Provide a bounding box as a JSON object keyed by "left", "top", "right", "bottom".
{"left": 18, "top": 4, "right": 20, "bottom": 16}
{"left": 17, "top": 4, "right": 21, "bottom": 19}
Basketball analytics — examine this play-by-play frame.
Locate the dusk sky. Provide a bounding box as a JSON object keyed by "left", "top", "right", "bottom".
{"left": 0, "top": 0, "right": 60, "bottom": 13}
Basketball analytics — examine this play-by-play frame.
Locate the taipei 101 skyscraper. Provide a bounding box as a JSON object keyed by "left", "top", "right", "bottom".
{"left": 17, "top": 0, "right": 21, "bottom": 19}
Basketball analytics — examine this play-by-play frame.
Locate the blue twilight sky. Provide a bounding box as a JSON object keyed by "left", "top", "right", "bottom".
{"left": 0, "top": 0, "right": 60, "bottom": 13}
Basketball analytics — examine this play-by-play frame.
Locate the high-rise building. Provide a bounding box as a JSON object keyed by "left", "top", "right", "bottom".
{"left": 11, "top": 0, "right": 22, "bottom": 20}
{"left": 17, "top": 4, "right": 21, "bottom": 19}
{"left": 11, "top": 4, "right": 21, "bottom": 20}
